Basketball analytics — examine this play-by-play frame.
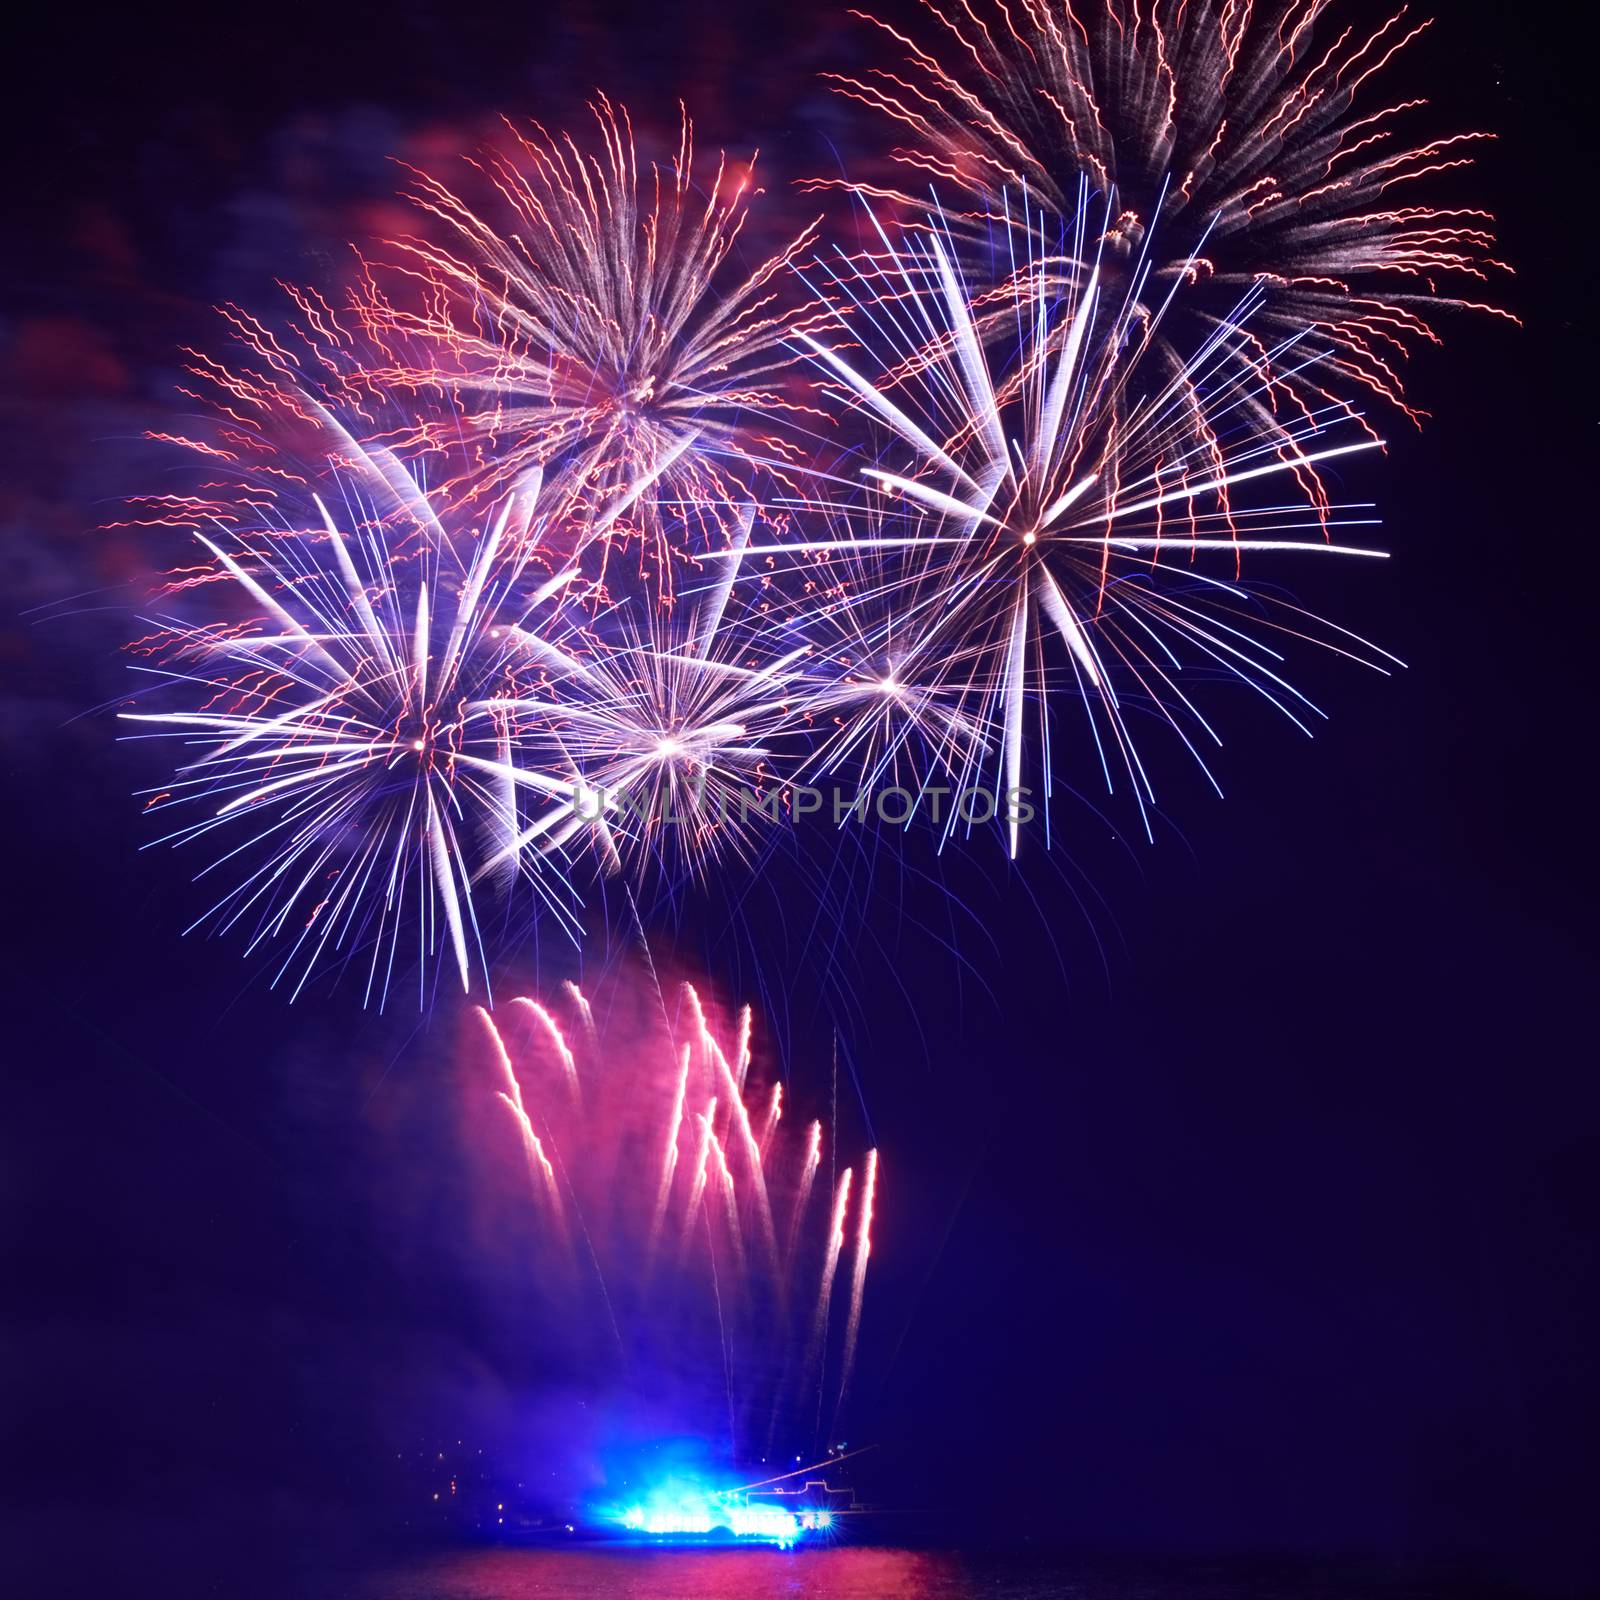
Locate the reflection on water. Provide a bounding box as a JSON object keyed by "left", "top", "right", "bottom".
{"left": 356, "top": 1547, "right": 1512, "bottom": 1600}
{"left": 367, "top": 1548, "right": 968, "bottom": 1599}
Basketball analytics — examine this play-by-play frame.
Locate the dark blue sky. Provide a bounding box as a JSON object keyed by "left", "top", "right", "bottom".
{"left": 2, "top": 2, "right": 1594, "bottom": 1594}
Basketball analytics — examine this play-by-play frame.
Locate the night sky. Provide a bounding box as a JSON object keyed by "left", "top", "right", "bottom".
{"left": 2, "top": 2, "right": 1595, "bottom": 1596}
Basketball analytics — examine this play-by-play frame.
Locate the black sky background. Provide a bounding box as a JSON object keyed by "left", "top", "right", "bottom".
{"left": 2, "top": 1, "right": 1596, "bottom": 1595}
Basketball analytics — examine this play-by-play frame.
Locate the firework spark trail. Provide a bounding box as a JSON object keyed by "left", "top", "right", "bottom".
{"left": 562, "top": 978, "right": 599, "bottom": 1045}
{"left": 473, "top": 970, "right": 878, "bottom": 1461}
{"left": 758, "top": 1083, "right": 783, "bottom": 1158}
{"left": 733, "top": 1004, "right": 754, "bottom": 1093}
{"left": 353, "top": 96, "right": 840, "bottom": 586}
{"left": 648, "top": 1043, "right": 694, "bottom": 1262}
{"left": 686, "top": 982, "right": 779, "bottom": 1273}
{"left": 786, "top": 1119, "right": 826, "bottom": 1273}
{"left": 835, "top": 1147, "right": 879, "bottom": 1426}
{"left": 708, "top": 1124, "right": 748, "bottom": 1280}
{"left": 511, "top": 995, "right": 582, "bottom": 1101}
{"left": 476, "top": 1005, "right": 563, "bottom": 1216}
{"left": 821, "top": 0, "right": 1515, "bottom": 438}
{"left": 481, "top": 1006, "right": 625, "bottom": 1349}
{"left": 808, "top": 1166, "right": 855, "bottom": 1448}
{"left": 681, "top": 1094, "right": 722, "bottom": 1261}
{"left": 751, "top": 195, "right": 1401, "bottom": 853}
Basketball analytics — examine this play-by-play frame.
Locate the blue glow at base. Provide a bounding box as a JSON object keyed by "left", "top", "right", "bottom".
{"left": 600, "top": 1474, "right": 835, "bottom": 1547}
{"left": 617, "top": 1499, "right": 831, "bottom": 1545}
{"left": 590, "top": 1435, "right": 850, "bottom": 1548}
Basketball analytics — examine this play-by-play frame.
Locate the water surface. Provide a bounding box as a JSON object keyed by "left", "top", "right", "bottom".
{"left": 351, "top": 1547, "right": 1530, "bottom": 1599}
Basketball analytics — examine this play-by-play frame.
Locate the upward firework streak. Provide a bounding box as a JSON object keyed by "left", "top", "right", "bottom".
{"left": 769, "top": 198, "right": 1400, "bottom": 851}
{"left": 470, "top": 970, "right": 878, "bottom": 1464}
{"left": 824, "top": 0, "right": 1514, "bottom": 434}
{"left": 122, "top": 443, "right": 594, "bottom": 1005}
{"left": 357, "top": 96, "right": 838, "bottom": 584}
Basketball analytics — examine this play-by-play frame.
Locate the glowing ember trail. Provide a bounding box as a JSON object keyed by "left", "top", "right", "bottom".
{"left": 476, "top": 1006, "right": 561, "bottom": 1212}
{"left": 838, "top": 1147, "right": 879, "bottom": 1409}
{"left": 803, "top": 1165, "right": 855, "bottom": 1429}
{"left": 787, "top": 1119, "right": 825, "bottom": 1270}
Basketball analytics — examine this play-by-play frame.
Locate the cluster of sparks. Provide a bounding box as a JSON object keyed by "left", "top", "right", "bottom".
{"left": 472, "top": 975, "right": 877, "bottom": 1465}
{"left": 122, "top": 0, "right": 1507, "bottom": 1001}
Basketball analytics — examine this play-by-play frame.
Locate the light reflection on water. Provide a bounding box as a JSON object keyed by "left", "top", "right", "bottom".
{"left": 355, "top": 1547, "right": 1496, "bottom": 1600}
{"left": 365, "top": 1547, "right": 975, "bottom": 1599}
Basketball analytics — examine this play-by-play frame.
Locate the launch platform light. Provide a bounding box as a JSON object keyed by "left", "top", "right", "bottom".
{"left": 611, "top": 1489, "right": 835, "bottom": 1546}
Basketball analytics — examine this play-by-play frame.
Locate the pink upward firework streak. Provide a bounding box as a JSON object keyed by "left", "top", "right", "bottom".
{"left": 468, "top": 968, "right": 878, "bottom": 1464}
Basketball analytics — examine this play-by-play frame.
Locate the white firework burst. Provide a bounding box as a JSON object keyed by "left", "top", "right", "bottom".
{"left": 123, "top": 441, "right": 591, "bottom": 1006}
{"left": 480, "top": 508, "right": 814, "bottom": 883}
{"left": 768, "top": 197, "right": 1400, "bottom": 852}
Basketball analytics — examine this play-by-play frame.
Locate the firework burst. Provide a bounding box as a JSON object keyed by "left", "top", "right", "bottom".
{"left": 823, "top": 0, "right": 1514, "bottom": 434}
{"left": 770, "top": 199, "right": 1400, "bottom": 852}
{"left": 117, "top": 11, "right": 1514, "bottom": 997}
{"left": 354, "top": 96, "right": 838, "bottom": 586}
{"left": 122, "top": 437, "right": 594, "bottom": 1006}
{"left": 480, "top": 507, "right": 816, "bottom": 884}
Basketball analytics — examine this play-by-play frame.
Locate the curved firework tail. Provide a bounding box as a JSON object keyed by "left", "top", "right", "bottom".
{"left": 818, "top": 0, "right": 1515, "bottom": 439}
